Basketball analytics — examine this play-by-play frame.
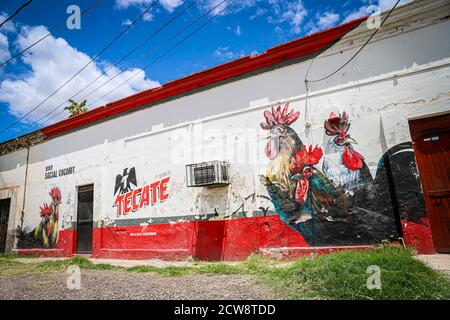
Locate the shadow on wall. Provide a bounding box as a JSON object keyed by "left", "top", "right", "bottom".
{"left": 376, "top": 142, "right": 427, "bottom": 226}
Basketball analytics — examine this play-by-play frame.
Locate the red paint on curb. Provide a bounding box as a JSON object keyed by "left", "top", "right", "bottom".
{"left": 260, "top": 245, "right": 381, "bottom": 260}
{"left": 401, "top": 217, "right": 435, "bottom": 254}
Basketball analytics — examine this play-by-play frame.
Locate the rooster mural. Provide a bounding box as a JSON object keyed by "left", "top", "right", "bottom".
{"left": 323, "top": 112, "right": 373, "bottom": 190}
{"left": 18, "top": 187, "right": 61, "bottom": 248}
{"left": 260, "top": 106, "right": 399, "bottom": 245}
{"left": 261, "top": 104, "right": 302, "bottom": 197}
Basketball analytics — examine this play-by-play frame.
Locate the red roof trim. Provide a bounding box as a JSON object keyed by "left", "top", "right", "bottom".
{"left": 41, "top": 17, "right": 366, "bottom": 138}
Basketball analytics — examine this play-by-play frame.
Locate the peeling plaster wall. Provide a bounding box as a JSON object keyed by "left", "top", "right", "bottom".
{"left": 1, "top": 0, "right": 449, "bottom": 257}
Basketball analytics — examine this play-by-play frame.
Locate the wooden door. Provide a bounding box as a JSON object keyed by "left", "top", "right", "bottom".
{"left": 410, "top": 114, "right": 450, "bottom": 253}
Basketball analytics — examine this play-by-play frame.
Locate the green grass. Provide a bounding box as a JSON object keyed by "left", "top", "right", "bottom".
{"left": 1, "top": 247, "right": 449, "bottom": 300}
{"left": 256, "top": 247, "right": 450, "bottom": 300}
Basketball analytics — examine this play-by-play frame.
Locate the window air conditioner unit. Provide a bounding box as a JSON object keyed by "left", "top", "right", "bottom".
{"left": 186, "top": 161, "right": 230, "bottom": 187}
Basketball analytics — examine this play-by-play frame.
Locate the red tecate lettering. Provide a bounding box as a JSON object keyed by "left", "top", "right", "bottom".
{"left": 114, "top": 194, "right": 125, "bottom": 217}
{"left": 140, "top": 185, "right": 150, "bottom": 208}
{"left": 124, "top": 191, "right": 132, "bottom": 215}
{"left": 160, "top": 177, "right": 170, "bottom": 202}
{"left": 150, "top": 180, "right": 160, "bottom": 205}
{"left": 132, "top": 188, "right": 142, "bottom": 212}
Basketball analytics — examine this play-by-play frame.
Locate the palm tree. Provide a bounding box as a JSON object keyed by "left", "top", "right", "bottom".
{"left": 64, "top": 99, "right": 88, "bottom": 117}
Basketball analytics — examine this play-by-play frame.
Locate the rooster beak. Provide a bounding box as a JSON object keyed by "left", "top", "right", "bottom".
{"left": 345, "top": 137, "right": 357, "bottom": 144}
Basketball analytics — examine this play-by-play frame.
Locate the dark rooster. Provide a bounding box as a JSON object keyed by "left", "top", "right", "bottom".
{"left": 322, "top": 112, "right": 373, "bottom": 190}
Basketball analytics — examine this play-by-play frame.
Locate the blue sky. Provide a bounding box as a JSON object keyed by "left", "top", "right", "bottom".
{"left": 0, "top": 0, "right": 406, "bottom": 142}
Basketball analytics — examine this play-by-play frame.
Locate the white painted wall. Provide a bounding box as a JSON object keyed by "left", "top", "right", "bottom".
{"left": 1, "top": 0, "right": 449, "bottom": 239}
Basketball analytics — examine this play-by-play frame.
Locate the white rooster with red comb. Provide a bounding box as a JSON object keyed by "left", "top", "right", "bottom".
{"left": 322, "top": 112, "right": 373, "bottom": 190}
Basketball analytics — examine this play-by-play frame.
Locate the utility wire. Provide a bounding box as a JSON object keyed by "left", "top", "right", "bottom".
{"left": 86, "top": 0, "right": 236, "bottom": 110}
{"left": 305, "top": 0, "right": 401, "bottom": 83}
{"left": 84, "top": 0, "right": 230, "bottom": 109}
{"left": 0, "top": 0, "right": 102, "bottom": 68}
{"left": 0, "top": 0, "right": 160, "bottom": 135}
{"left": 85, "top": 0, "right": 231, "bottom": 108}
{"left": 27, "top": 0, "right": 230, "bottom": 128}
{"left": 30, "top": 0, "right": 201, "bottom": 126}
{"left": 0, "top": 0, "right": 32, "bottom": 29}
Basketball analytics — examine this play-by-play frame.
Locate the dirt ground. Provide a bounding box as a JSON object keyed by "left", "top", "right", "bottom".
{"left": 0, "top": 269, "right": 277, "bottom": 300}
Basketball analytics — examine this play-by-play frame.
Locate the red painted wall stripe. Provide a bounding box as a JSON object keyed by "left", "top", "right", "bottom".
{"left": 17, "top": 213, "right": 427, "bottom": 261}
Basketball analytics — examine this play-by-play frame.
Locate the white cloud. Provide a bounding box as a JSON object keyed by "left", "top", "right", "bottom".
{"left": 378, "top": 0, "right": 412, "bottom": 11}
{"left": 343, "top": 0, "right": 412, "bottom": 23}
{"left": 305, "top": 11, "right": 340, "bottom": 34}
{"left": 0, "top": 25, "right": 160, "bottom": 124}
{"left": 202, "top": 1, "right": 310, "bottom": 35}
{"left": 0, "top": 33, "right": 10, "bottom": 62}
{"left": 115, "top": 0, "right": 184, "bottom": 12}
{"left": 116, "top": 0, "right": 150, "bottom": 9}
{"left": 159, "top": 0, "right": 184, "bottom": 12}
{"left": 0, "top": 12, "right": 17, "bottom": 33}
{"left": 200, "top": 0, "right": 258, "bottom": 16}
{"left": 121, "top": 19, "right": 133, "bottom": 26}
{"left": 274, "top": 26, "right": 283, "bottom": 34}
{"left": 214, "top": 47, "right": 245, "bottom": 61}
{"left": 235, "top": 25, "right": 241, "bottom": 36}
{"left": 249, "top": 7, "right": 268, "bottom": 20}
{"left": 0, "top": 12, "right": 16, "bottom": 66}
{"left": 342, "top": 6, "right": 367, "bottom": 23}
{"left": 316, "top": 12, "right": 340, "bottom": 29}
{"left": 142, "top": 11, "right": 154, "bottom": 21}
{"left": 267, "top": 1, "right": 308, "bottom": 35}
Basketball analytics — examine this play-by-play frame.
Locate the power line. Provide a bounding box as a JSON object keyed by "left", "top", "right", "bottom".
{"left": 18, "top": 0, "right": 230, "bottom": 130}
{"left": 0, "top": 0, "right": 160, "bottom": 135}
{"left": 84, "top": 0, "right": 231, "bottom": 108}
{"left": 0, "top": 0, "right": 32, "bottom": 29}
{"left": 305, "top": 0, "right": 401, "bottom": 83}
{"left": 0, "top": 0, "right": 102, "bottom": 68}
{"left": 86, "top": 0, "right": 236, "bottom": 109}
{"left": 29, "top": 0, "right": 201, "bottom": 126}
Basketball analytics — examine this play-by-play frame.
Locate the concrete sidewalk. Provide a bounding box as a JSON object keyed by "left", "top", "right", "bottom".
{"left": 416, "top": 254, "right": 450, "bottom": 276}
{"left": 14, "top": 257, "right": 198, "bottom": 268}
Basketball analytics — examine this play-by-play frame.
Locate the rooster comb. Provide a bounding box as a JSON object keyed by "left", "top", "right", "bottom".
{"left": 39, "top": 203, "right": 52, "bottom": 217}
{"left": 49, "top": 187, "right": 61, "bottom": 202}
{"left": 290, "top": 145, "right": 323, "bottom": 174}
{"left": 324, "top": 112, "right": 350, "bottom": 136}
{"left": 260, "top": 103, "right": 300, "bottom": 130}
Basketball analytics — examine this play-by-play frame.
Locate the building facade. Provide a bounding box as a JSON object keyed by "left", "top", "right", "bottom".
{"left": 0, "top": 0, "right": 449, "bottom": 260}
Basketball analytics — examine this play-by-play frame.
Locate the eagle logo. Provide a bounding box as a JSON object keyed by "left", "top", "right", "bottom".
{"left": 114, "top": 167, "right": 137, "bottom": 196}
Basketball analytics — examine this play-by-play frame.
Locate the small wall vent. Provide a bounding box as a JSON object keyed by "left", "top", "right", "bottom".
{"left": 186, "top": 161, "right": 230, "bottom": 187}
